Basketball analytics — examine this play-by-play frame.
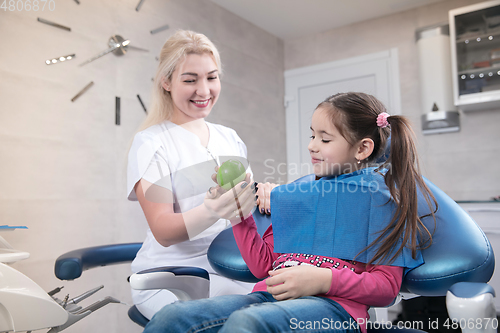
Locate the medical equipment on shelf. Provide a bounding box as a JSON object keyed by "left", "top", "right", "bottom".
{"left": 0, "top": 227, "right": 122, "bottom": 333}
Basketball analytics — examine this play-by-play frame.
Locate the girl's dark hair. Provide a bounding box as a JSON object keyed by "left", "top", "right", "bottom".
{"left": 318, "top": 92, "right": 437, "bottom": 265}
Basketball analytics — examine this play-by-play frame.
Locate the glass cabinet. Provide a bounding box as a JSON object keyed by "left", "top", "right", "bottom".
{"left": 450, "top": 0, "right": 500, "bottom": 110}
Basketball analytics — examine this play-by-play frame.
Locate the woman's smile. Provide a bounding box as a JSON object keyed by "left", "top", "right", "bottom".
{"left": 191, "top": 99, "right": 211, "bottom": 108}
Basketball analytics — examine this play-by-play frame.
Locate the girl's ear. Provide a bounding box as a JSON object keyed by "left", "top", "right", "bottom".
{"left": 355, "top": 138, "right": 374, "bottom": 161}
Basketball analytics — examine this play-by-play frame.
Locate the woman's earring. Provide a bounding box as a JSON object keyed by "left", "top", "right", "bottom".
{"left": 356, "top": 159, "right": 361, "bottom": 165}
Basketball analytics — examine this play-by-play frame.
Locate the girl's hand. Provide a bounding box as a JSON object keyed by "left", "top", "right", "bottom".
{"left": 204, "top": 173, "right": 256, "bottom": 221}
{"left": 265, "top": 265, "right": 332, "bottom": 300}
{"left": 256, "top": 182, "right": 278, "bottom": 215}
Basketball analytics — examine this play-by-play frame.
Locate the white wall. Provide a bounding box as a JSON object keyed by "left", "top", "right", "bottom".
{"left": 0, "top": 1, "right": 284, "bottom": 332}
{"left": 285, "top": 0, "right": 500, "bottom": 201}
{"left": 3, "top": 0, "right": 498, "bottom": 331}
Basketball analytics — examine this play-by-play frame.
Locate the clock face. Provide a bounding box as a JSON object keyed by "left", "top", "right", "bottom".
{"left": 0, "top": 0, "right": 175, "bottom": 131}
{"left": 66, "top": 32, "right": 151, "bottom": 125}
{"left": 0, "top": 6, "right": 178, "bottom": 248}
{"left": 0, "top": 0, "right": 173, "bottom": 281}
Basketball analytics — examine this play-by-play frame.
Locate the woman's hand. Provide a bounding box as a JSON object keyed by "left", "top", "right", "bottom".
{"left": 256, "top": 182, "right": 278, "bottom": 215}
{"left": 204, "top": 172, "right": 256, "bottom": 221}
{"left": 265, "top": 265, "right": 332, "bottom": 300}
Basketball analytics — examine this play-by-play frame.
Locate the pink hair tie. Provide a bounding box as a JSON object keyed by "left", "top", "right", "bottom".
{"left": 376, "top": 112, "right": 390, "bottom": 128}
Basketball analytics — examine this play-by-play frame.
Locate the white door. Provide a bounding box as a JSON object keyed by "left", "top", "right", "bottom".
{"left": 284, "top": 49, "right": 402, "bottom": 182}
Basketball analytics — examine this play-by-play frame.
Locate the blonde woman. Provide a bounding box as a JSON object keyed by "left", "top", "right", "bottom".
{"left": 127, "top": 30, "right": 256, "bottom": 320}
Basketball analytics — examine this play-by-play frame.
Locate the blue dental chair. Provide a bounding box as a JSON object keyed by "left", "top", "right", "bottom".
{"left": 54, "top": 175, "right": 495, "bottom": 332}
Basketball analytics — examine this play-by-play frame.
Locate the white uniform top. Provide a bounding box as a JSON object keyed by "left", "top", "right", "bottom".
{"left": 127, "top": 120, "right": 250, "bottom": 304}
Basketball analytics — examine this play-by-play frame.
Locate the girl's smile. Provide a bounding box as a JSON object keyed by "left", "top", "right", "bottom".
{"left": 308, "top": 107, "right": 359, "bottom": 177}
{"left": 310, "top": 157, "right": 322, "bottom": 164}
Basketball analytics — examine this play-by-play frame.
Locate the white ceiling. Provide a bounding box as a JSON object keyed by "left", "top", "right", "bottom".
{"left": 209, "top": 0, "right": 447, "bottom": 40}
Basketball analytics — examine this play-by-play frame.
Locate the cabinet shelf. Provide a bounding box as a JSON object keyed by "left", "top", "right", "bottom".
{"left": 458, "top": 63, "right": 500, "bottom": 76}
{"left": 450, "top": 0, "right": 500, "bottom": 110}
{"left": 456, "top": 28, "right": 500, "bottom": 43}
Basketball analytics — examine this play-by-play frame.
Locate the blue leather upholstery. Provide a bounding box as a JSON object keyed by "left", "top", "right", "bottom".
{"left": 402, "top": 180, "right": 494, "bottom": 296}
{"left": 128, "top": 305, "right": 149, "bottom": 327}
{"left": 207, "top": 212, "right": 271, "bottom": 282}
{"left": 54, "top": 243, "right": 142, "bottom": 280}
{"left": 207, "top": 176, "right": 495, "bottom": 297}
{"left": 208, "top": 174, "right": 315, "bottom": 282}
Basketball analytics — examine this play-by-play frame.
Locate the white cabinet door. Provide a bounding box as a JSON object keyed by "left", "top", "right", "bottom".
{"left": 284, "top": 49, "right": 401, "bottom": 182}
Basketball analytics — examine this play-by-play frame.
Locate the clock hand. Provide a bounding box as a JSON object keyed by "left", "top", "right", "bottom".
{"left": 108, "top": 35, "right": 130, "bottom": 55}
{"left": 79, "top": 35, "right": 130, "bottom": 66}
{"left": 110, "top": 35, "right": 149, "bottom": 53}
{"left": 127, "top": 45, "right": 149, "bottom": 52}
{"left": 71, "top": 81, "right": 94, "bottom": 102}
{"left": 37, "top": 18, "right": 71, "bottom": 32}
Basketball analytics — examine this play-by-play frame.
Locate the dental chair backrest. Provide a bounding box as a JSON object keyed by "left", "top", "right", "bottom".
{"left": 208, "top": 174, "right": 495, "bottom": 296}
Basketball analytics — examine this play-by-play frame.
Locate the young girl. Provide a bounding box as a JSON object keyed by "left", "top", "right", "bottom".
{"left": 142, "top": 92, "right": 437, "bottom": 333}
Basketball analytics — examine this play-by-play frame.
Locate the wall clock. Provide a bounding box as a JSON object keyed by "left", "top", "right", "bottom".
{"left": 37, "top": 6, "right": 169, "bottom": 125}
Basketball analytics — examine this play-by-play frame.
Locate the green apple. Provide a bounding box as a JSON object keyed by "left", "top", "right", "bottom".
{"left": 217, "top": 159, "right": 246, "bottom": 190}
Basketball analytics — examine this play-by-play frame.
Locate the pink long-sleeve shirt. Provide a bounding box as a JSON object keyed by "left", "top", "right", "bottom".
{"left": 232, "top": 215, "right": 403, "bottom": 333}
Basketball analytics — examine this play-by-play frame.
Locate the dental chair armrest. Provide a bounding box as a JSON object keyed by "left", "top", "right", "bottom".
{"left": 129, "top": 266, "right": 210, "bottom": 301}
{"left": 54, "top": 243, "right": 143, "bottom": 280}
{"left": 446, "top": 282, "right": 497, "bottom": 333}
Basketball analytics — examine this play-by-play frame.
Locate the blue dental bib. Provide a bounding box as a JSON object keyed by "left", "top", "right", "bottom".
{"left": 271, "top": 168, "right": 425, "bottom": 269}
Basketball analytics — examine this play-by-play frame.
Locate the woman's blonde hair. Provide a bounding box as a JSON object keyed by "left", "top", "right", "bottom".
{"left": 138, "top": 30, "right": 222, "bottom": 132}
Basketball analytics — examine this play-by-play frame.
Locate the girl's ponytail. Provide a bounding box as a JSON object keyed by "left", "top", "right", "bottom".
{"left": 370, "top": 115, "right": 437, "bottom": 265}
